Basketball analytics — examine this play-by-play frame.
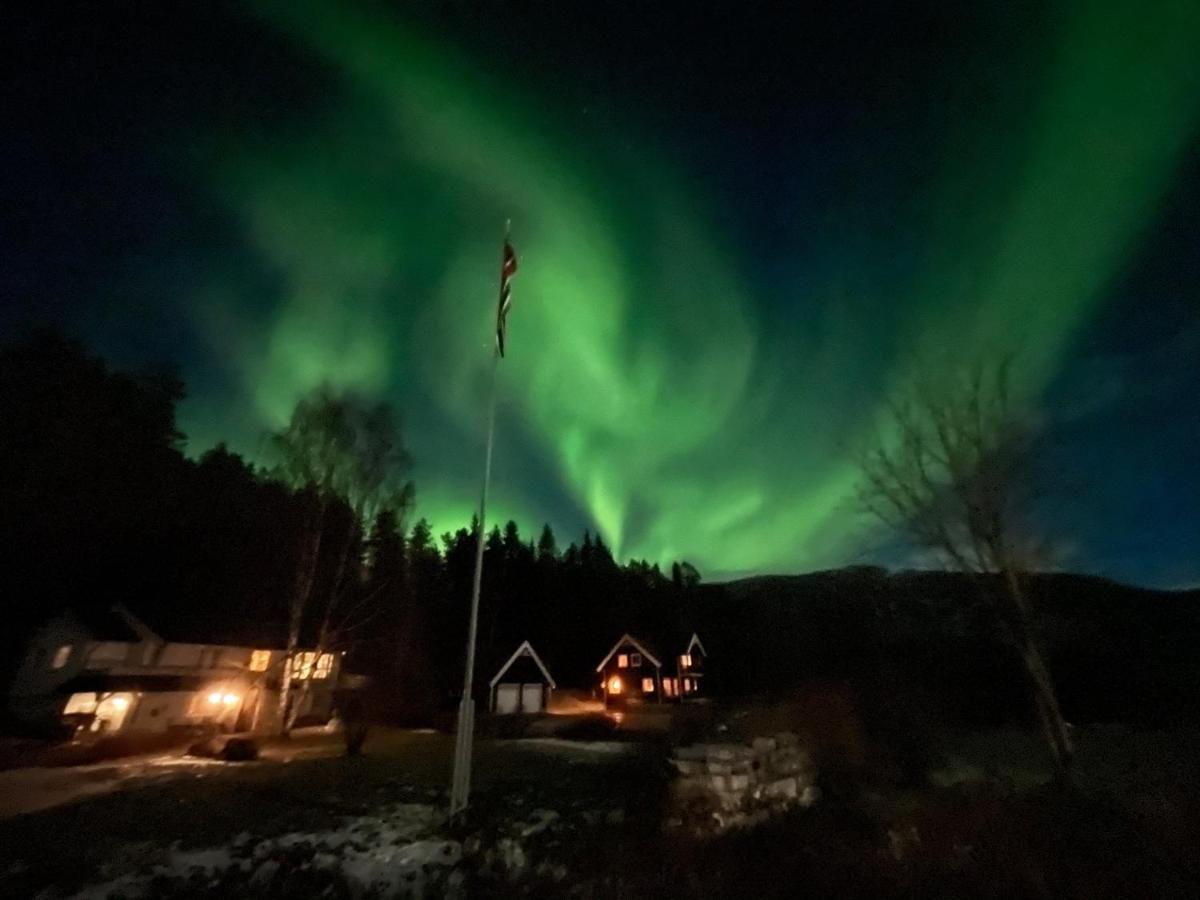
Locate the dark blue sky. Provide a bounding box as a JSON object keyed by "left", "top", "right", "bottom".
{"left": 1, "top": 1, "right": 1197, "bottom": 587}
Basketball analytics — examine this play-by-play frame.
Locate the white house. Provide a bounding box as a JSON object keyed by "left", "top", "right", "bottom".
{"left": 9, "top": 605, "right": 342, "bottom": 735}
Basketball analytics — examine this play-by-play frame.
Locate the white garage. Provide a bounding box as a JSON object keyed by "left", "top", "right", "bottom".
{"left": 495, "top": 683, "right": 521, "bottom": 714}
{"left": 489, "top": 641, "right": 556, "bottom": 715}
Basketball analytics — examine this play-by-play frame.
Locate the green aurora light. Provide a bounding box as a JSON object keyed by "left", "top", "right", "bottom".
{"left": 179, "top": 0, "right": 1200, "bottom": 577}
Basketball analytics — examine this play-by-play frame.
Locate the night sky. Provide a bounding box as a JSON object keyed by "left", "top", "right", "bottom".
{"left": 3, "top": 1, "right": 1198, "bottom": 586}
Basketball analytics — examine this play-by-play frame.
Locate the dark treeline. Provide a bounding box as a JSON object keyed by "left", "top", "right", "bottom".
{"left": 0, "top": 332, "right": 704, "bottom": 721}
{"left": 703, "top": 568, "right": 1200, "bottom": 729}
{"left": 4, "top": 332, "right": 1198, "bottom": 730}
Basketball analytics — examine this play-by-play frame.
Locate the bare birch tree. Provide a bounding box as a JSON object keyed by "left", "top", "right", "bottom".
{"left": 270, "top": 386, "right": 414, "bottom": 734}
{"left": 858, "top": 355, "right": 1074, "bottom": 771}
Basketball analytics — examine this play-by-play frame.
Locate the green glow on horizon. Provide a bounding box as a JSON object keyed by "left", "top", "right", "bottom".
{"left": 180, "top": 0, "right": 1200, "bottom": 576}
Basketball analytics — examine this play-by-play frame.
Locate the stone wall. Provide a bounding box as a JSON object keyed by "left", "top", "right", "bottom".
{"left": 668, "top": 732, "right": 820, "bottom": 833}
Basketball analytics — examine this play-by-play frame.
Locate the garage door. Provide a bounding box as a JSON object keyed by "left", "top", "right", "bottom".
{"left": 495, "top": 684, "right": 520, "bottom": 714}
{"left": 520, "top": 683, "right": 543, "bottom": 713}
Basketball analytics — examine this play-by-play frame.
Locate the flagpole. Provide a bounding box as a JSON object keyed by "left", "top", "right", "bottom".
{"left": 450, "top": 224, "right": 509, "bottom": 817}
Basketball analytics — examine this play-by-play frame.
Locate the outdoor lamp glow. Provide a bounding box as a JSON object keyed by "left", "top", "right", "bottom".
{"left": 608, "top": 675, "right": 622, "bottom": 694}
{"left": 110, "top": 696, "right": 129, "bottom": 710}
{"left": 207, "top": 691, "right": 222, "bottom": 704}
{"left": 222, "top": 693, "right": 239, "bottom": 706}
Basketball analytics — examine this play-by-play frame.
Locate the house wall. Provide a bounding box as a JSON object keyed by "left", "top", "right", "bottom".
{"left": 664, "top": 649, "right": 705, "bottom": 700}
{"left": 127, "top": 691, "right": 200, "bottom": 732}
{"left": 595, "top": 635, "right": 708, "bottom": 707}
{"left": 599, "top": 643, "right": 661, "bottom": 705}
{"left": 10, "top": 614, "right": 342, "bottom": 732}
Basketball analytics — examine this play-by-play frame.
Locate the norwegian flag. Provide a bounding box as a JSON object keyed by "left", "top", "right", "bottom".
{"left": 495, "top": 239, "right": 518, "bottom": 357}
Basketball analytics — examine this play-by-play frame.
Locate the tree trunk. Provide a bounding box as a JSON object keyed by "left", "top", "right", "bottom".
{"left": 1002, "top": 568, "right": 1074, "bottom": 772}
{"left": 278, "top": 506, "right": 326, "bottom": 735}
{"left": 287, "top": 519, "right": 354, "bottom": 733}
{"left": 286, "top": 620, "right": 331, "bottom": 733}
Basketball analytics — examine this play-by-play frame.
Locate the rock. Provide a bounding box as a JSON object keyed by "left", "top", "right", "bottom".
{"left": 221, "top": 737, "right": 259, "bottom": 761}
{"left": 186, "top": 737, "right": 223, "bottom": 759}
{"left": 763, "top": 777, "right": 798, "bottom": 800}
{"left": 521, "top": 809, "right": 560, "bottom": 838}
{"left": 250, "top": 859, "right": 280, "bottom": 888}
{"left": 494, "top": 838, "right": 526, "bottom": 879}
{"left": 769, "top": 748, "right": 812, "bottom": 775}
{"left": 670, "top": 759, "right": 703, "bottom": 776}
{"left": 774, "top": 731, "right": 801, "bottom": 748}
{"left": 669, "top": 732, "right": 819, "bottom": 836}
{"left": 752, "top": 737, "right": 777, "bottom": 754}
{"left": 534, "top": 860, "right": 567, "bottom": 882}
{"left": 398, "top": 839, "right": 461, "bottom": 868}
{"left": 707, "top": 745, "right": 751, "bottom": 763}
{"left": 445, "top": 869, "right": 468, "bottom": 899}
{"left": 185, "top": 735, "right": 258, "bottom": 762}
{"left": 711, "top": 774, "right": 752, "bottom": 792}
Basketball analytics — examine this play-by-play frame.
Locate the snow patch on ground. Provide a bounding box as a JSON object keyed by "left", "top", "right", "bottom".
{"left": 65, "top": 803, "right": 446, "bottom": 899}
{"left": 514, "top": 738, "right": 633, "bottom": 756}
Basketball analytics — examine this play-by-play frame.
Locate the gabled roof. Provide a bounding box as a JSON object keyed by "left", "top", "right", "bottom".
{"left": 685, "top": 632, "right": 707, "bottom": 656}
{"left": 595, "top": 633, "right": 663, "bottom": 672}
{"left": 490, "top": 640, "right": 557, "bottom": 689}
{"left": 65, "top": 606, "right": 142, "bottom": 643}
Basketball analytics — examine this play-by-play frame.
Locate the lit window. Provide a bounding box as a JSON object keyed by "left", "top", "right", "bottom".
{"left": 292, "top": 651, "right": 315, "bottom": 680}
{"left": 64, "top": 692, "right": 98, "bottom": 714}
{"left": 313, "top": 653, "right": 333, "bottom": 679}
{"left": 607, "top": 675, "right": 623, "bottom": 694}
{"left": 291, "top": 651, "right": 334, "bottom": 680}
{"left": 249, "top": 650, "right": 270, "bottom": 672}
{"left": 617, "top": 654, "right": 628, "bottom": 668}
{"left": 680, "top": 654, "right": 692, "bottom": 668}
{"left": 629, "top": 652, "right": 642, "bottom": 667}
{"left": 642, "top": 678, "right": 654, "bottom": 692}
{"left": 664, "top": 678, "right": 676, "bottom": 697}
{"left": 51, "top": 645, "right": 72, "bottom": 670}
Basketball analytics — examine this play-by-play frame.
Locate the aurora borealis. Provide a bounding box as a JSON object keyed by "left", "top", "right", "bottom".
{"left": 3, "top": 1, "right": 1199, "bottom": 585}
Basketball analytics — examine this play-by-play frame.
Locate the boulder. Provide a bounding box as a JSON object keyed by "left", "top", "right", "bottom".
{"left": 221, "top": 737, "right": 259, "bottom": 761}
{"left": 752, "top": 736, "right": 777, "bottom": 754}
{"left": 186, "top": 734, "right": 259, "bottom": 762}
{"left": 763, "top": 777, "right": 798, "bottom": 800}
{"left": 774, "top": 731, "right": 802, "bottom": 748}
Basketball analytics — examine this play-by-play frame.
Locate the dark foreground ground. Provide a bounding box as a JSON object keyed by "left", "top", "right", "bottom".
{"left": 1, "top": 721, "right": 1199, "bottom": 898}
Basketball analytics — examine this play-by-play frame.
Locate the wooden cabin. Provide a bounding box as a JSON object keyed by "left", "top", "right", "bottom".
{"left": 596, "top": 630, "right": 707, "bottom": 707}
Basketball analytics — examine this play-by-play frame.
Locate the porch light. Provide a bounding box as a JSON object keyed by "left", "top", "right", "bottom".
{"left": 607, "top": 675, "right": 622, "bottom": 694}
